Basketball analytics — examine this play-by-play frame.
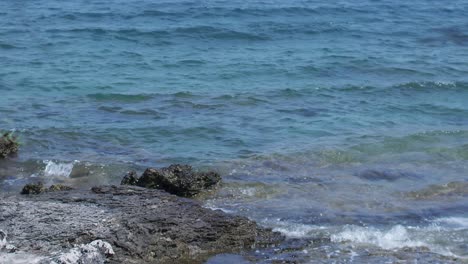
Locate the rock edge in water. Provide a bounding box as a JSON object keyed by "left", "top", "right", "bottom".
{"left": 0, "top": 132, "right": 19, "bottom": 159}
{"left": 0, "top": 185, "right": 283, "bottom": 264}
{"left": 20, "top": 183, "right": 73, "bottom": 195}
{"left": 121, "top": 164, "right": 221, "bottom": 197}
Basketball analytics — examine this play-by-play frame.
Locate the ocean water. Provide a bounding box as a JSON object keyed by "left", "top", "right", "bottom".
{"left": 1, "top": 0, "right": 468, "bottom": 262}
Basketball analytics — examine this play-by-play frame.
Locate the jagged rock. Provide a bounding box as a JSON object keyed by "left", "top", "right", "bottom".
{"left": 21, "top": 183, "right": 73, "bottom": 195}
{"left": 136, "top": 164, "right": 221, "bottom": 197}
{"left": 20, "top": 182, "right": 47, "bottom": 195}
{"left": 0, "top": 132, "right": 19, "bottom": 158}
{"left": 48, "top": 184, "right": 73, "bottom": 192}
{"left": 120, "top": 171, "right": 139, "bottom": 186}
{"left": 0, "top": 185, "right": 283, "bottom": 264}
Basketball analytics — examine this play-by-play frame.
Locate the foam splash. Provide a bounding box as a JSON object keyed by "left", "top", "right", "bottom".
{"left": 203, "top": 206, "right": 235, "bottom": 214}
{"left": 331, "top": 225, "right": 426, "bottom": 250}
{"left": 0, "top": 253, "right": 44, "bottom": 264}
{"left": 44, "top": 160, "right": 74, "bottom": 177}
{"left": 266, "top": 219, "right": 325, "bottom": 238}
{"left": 272, "top": 224, "right": 318, "bottom": 238}
{"left": 51, "top": 240, "right": 114, "bottom": 264}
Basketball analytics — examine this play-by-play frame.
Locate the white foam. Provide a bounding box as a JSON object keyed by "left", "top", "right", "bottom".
{"left": 266, "top": 219, "right": 325, "bottom": 238}
{"left": 51, "top": 240, "right": 114, "bottom": 264}
{"left": 203, "top": 204, "right": 235, "bottom": 214}
{"left": 0, "top": 230, "right": 6, "bottom": 249}
{"left": 240, "top": 187, "right": 256, "bottom": 196}
{"left": 331, "top": 225, "right": 426, "bottom": 250}
{"left": 0, "top": 253, "right": 44, "bottom": 264}
{"left": 273, "top": 224, "right": 318, "bottom": 238}
{"left": 44, "top": 160, "right": 74, "bottom": 177}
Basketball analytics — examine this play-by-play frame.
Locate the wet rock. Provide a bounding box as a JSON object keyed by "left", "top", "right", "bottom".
{"left": 48, "top": 184, "right": 73, "bottom": 192}
{"left": 0, "top": 185, "right": 283, "bottom": 264}
{"left": 21, "top": 183, "right": 73, "bottom": 195}
{"left": 135, "top": 164, "right": 221, "bottom": 197}
{"left": 0, "top": 132, "right": 19, "bottom": 158}
{"left": 120, "top": 170, "right": 139, "bottom": 186}
{"left": 20, "top": 182, "right": 47, "bottom": 195}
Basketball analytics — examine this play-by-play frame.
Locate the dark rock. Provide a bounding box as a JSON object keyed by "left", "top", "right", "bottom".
{"left": 0, "top": 132, "right": 19, "bottom": 159}
{"left": 0, "top": 185, "right": 283, "bottom": 263}
{"left": 20, "top": 183, "right": 73, "bottom": 195}
{"left": 120, "top": 170, "right": 139, "bottom": 186}
{"left": 136, "top": 164, "right": 221, "bottom": 197}
{"left": 20, "top": 182, "right": 46, "bottom": 195}
{"left": 48, "top": 184, "right": 73, "bottom": 192}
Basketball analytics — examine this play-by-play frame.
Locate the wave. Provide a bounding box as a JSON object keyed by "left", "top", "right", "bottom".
{"left": 87, "top": 93, "right": 154, "bottom": 103}
{"left": 44, "top": 160, "right": 74, "bottom": 178}
{"left": 331, "top": 225, "right": 426, "bottom": 250}
{"left": 41, "top": 6, "right": 368, "bottom": 21}
{"left": 174, "top": 25, "right": 269, "bottom": 41}
{"left": 0, "top": 42, "right": 20, "bottom": 49}
{"left": 394, "top": 81, "right": 468, "bottom": 91}
{"left": 45, "top": 26, "right": 268, "bottom": 41}
{"left": 331, "top": 224, "right": 467, "bottom": 259}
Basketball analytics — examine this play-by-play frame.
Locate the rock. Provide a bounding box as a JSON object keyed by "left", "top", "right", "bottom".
{"left": 120, "top": 171, "right": 139, "bottom": 186}
{"left": 136, "top": 164, "right": 221, "bottom": 197}
{"left": 0, "top": 185, "right": 283, "bottom": 264}
{"left": 48, "top": 240, "right": 114, "bottom": 264}
{"left": 406, "top": 181, "right": 468, "bottom": 199}
{"left": 21, "top": 183, "right": 73, "bottom": 195}
{"left": 48, "top": 184, "right": 73, "bottom": 192}
{"left": 0, "top": 132, "right": 19, "bottom": 158}
{"left": 20, "top": 182, "right": 47, "bottom": 195}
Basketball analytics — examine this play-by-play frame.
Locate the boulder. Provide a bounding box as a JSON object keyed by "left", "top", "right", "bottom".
{"left": 122, "top": 164, "right": 221, "bottom": 197}
{"left": 0, "top": 132, "right": 19, "bottom": 159}
{"left": 21, "top": 183, "right": 73, "bottom": 195}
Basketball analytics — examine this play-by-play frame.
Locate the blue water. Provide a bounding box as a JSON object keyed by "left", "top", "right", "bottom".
{"left": 1, "top": 0, "right": 468, "bottom": 262}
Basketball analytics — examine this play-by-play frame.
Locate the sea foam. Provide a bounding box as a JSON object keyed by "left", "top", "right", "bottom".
{"left": 331, "top": 225, "right": 426, "bottom": 250}
{"left": 44, "top": 161, "right": 74, "bottom": 177}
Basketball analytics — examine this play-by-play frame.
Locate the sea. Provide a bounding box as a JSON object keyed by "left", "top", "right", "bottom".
{"left": 1, "top": 0, "right": 467, "bottom": 262}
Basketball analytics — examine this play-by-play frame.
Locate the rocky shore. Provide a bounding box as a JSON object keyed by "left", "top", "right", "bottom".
{"left": 0, "top": 165, "right": 284, "bottom": 264}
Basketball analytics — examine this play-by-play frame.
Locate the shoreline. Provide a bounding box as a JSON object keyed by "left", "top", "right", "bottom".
{"left": 0, "top": 184, "right": 285, "bottom": 264}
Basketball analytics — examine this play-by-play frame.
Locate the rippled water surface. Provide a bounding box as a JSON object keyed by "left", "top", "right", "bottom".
{"left": 1, "top": 0, "right": 468, "bottom": 262}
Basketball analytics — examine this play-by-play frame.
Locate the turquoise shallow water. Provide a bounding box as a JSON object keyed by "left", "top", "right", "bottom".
{"left": 1, "top": 0, "right": 468, "bottom": 262}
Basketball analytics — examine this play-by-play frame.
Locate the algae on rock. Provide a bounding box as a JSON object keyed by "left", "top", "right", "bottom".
{"left": 0, "top": 132, "right": 19, "bottom": 158}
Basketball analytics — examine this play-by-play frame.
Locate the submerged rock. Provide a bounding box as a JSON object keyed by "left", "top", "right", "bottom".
{"left": 0, "top": 132, "right": 19, "bottom": 159}
{"left": 406, "top": 181, "right": 468, "bottom": 199}
{"left": 0, "top": 185, "right": 283, "bottom": 263}
{"left": 356, "top": 169, "right": 421, "bottom": 182}
{"left": 122, "top": 164, "right": 221, "bottom": 197}
{"left": 21, "top": 183, "right": 73, "bottom": 195}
